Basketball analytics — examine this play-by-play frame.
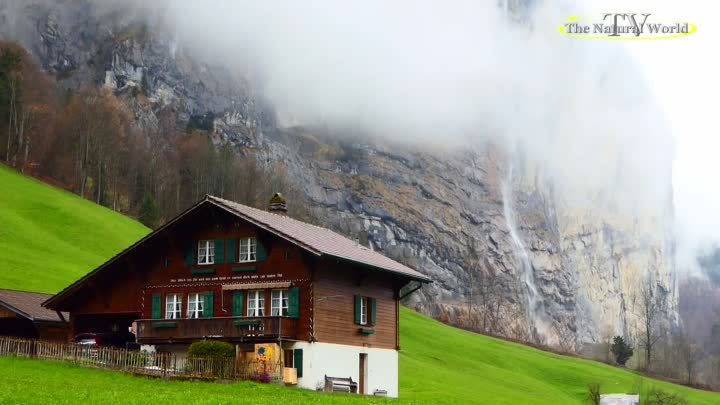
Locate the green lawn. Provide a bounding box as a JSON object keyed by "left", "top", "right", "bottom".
{"left": 0, "top": 312, "right": 717, "bottom": 405}
{"left": 1, "top": 165, "right": 719, "bottom": 404}
{"left": 0, "top": 356, "right": 389, "bottom": 405}
{"left": 0, "top": 164, "right": 149, "bottom": 293}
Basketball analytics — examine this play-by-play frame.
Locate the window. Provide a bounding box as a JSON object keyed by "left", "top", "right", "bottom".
{"left": 239, "top": 237, "right": 257, "bottom": 262}
{"left": 187, "top": 293, "right": 204, "bottom": 318}
{"left": 271, "top": 289, "right": 289, "bottom": 316}
{"left": 247, "top": 290, "right": 265, "bottom": 317}
{"left": 165, "top": 294, "right": 182, "bottom": 319}
{"left": 359, "top": 296, "right": 368, "bottom": 325}
{"left": 198, "top": 240, "right": 214, "bottom": 265}
{"left": 283, "top": 349, "right": 303, "bottom": 377}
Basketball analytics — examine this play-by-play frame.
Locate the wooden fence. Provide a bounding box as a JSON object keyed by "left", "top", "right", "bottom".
{"left": 0, "top": 336, "right": 284, "bottom": 382}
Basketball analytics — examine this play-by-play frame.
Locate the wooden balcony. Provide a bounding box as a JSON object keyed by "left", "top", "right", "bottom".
{"left": 136, "top": 317, "right": 299, "bottom": 343}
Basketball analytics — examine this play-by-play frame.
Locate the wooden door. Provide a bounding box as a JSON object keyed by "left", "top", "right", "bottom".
{"left": 359, "top": 353, "right": 367, "bottom": 394}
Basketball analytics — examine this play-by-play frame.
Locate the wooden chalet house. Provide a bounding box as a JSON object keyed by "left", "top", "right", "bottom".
{"left": 44, "top": 194, "right": 430, "bottom": 397}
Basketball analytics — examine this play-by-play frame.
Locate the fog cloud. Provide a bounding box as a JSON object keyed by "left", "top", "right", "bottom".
{"left": 161, "top": 1, "right": 672, "bottom": 210}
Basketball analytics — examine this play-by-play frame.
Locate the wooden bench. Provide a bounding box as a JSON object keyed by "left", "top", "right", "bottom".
{"left": 324, "top": 375, "right": 358, "bottom": 393}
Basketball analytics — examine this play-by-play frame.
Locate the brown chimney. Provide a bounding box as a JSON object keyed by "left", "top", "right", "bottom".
{"left": 268, "top": 192, "right": 288, "bottom": 215}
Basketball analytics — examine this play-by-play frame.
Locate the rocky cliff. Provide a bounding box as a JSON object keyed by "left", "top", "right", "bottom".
{"left": 0, "top": 0, "right": 678, "bottom": 348}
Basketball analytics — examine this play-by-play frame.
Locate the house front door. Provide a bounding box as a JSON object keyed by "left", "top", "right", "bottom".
{"left": 359, "top": 353, "right": 367, "bottom": 394}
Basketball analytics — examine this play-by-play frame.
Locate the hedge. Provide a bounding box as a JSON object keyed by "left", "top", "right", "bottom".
{"left": 188, "top": 341, "right": 235, "bottom": 358}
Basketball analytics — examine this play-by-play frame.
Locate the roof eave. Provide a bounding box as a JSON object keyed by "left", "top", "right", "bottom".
{"left": 321, "top": 253, "right": 432, "bottom": 283}
{"left": 0, "top": 301, "right": 32, "bottom": 321}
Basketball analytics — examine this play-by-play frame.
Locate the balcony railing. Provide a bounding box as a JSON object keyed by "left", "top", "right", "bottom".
{"left": 136, "top": 316, "right": 298, "bottom": 343}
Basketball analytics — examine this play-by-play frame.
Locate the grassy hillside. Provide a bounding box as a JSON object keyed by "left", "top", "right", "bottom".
{"left": 400, "top": 308, "right": 718, "bottom": 404}
{"left": 0, "top": 165, "right": 150, "bottom": 293}
{"left": 0, "top": 166, "right": 718, "bottom": 404}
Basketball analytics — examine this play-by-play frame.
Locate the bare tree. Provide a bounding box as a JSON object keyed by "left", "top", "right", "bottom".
{"left": 463, "top": 236, "right": 514, "bottom": 337}
{"left": 635, "top": 275, "right": 665, "bottom": 370}
{"left": 677, "top": 332, "right": 702, "bottom": 385}
{"left": 552, "top": 321, "right": 577, "bottom": 354}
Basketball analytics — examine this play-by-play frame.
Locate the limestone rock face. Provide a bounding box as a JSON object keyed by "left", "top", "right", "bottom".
{"left": 0, "top": 0, "right": 678, "bottom": 346}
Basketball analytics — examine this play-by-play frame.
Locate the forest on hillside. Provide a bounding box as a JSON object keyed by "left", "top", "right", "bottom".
{"left": 0, "top": 40, "right": 310, "bottom": 229}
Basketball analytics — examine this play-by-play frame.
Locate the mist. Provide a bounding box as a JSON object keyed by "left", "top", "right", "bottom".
{"left": 99, "top": 1, "right": 703, "bottom": 274}
{"left": 157, "top": 1, "right": 670, "bottom": 206}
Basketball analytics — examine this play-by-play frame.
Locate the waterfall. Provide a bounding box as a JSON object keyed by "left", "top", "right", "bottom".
{"left": 500, "top": 163, "right": 549, "bottom": 338}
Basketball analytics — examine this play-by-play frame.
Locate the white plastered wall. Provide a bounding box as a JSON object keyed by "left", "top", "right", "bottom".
{"left": 290, "top": 341, "right": 398, "bottom": 398}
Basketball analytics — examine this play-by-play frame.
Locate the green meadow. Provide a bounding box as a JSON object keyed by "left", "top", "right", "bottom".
{"left": 0, "top": 164, "right": 149, "bottom": 293}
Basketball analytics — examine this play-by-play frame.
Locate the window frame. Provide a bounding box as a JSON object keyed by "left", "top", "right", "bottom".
{"left": 187, "top": 293, "right": 204, "bottom": 319}
{"left": 247, "top": 290, "right": 265, "bottom": 317}
{"left": 197, "top": 239, "right": 215, "bottom": 265}
{"left": 238, "top": 237, "right": 257, "bottom": 263}
{"left": 165, "top": 293, "right": 182, "bottom": 320}
{"left": 271, "top": 289, "right": 289, "bottom": 317}
{"left": 359, "top": 296, "right": 368, "bottom": 325}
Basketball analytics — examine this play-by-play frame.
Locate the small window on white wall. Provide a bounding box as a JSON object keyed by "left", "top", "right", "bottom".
{"left": 198, "top": 240, "right": 214, "bottom": 264}
{"left": 239, "top": 237, "right": 257, "bottom": 262}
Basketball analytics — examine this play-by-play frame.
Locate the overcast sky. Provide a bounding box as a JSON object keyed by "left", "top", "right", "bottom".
{"left": 592, "top": 0, "right": 720, "bottom": 268}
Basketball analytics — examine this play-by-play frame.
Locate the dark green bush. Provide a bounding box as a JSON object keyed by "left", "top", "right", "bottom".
{"left": 188, "top": 341, "right": 235, "bottom": 358}
{"left": 611, "top": 336, "right": 634, "bottom": 366}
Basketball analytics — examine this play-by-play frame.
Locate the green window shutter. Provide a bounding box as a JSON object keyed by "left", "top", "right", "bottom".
{"left": 226, "top": 239, "right": 237, "bottom": 263}
{"left": 151, "top": 293, "right": 162, "bottom": 319}
{"left": 354, "top": 295, "right": 362, "bottom": 325}
{"left": 370, "top": 297, "right": 377, "bottom": 326}
{"left": 203, "top": 292, "right": 214, "bottom": 318}
{"left": 293, "top": 349, "right": 303, "bottom": 377}
{"left": 184, "top": 241, "right": 195, "bottom": 265}
{"left": 232, "top": 291, "right": 245, "bottom": 317}
{"left": 256, "top": 239, "right": 267, "bottom": 261}
{"left": 288, "top": 287, "right": 300, "bottom": 319}
{"left": 214, "top": 239, "right": 225, "bottom": 264}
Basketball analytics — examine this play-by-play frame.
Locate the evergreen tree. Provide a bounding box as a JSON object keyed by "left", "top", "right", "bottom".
{"left": 611, "top": 336, "right": 634, "bottom": 367}
{"left": 138, "top": 194, "right": 161, "bottom": 229}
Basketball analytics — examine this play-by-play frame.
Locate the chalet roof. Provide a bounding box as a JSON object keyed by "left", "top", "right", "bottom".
{"left": 207, "top": 196, "right": 431, "bottom": 283}
{"left": 0, "top": 289, "right": 67, "bottom": 323}
{"left": 44, "top": 195, "right": 430, "bottom": 309}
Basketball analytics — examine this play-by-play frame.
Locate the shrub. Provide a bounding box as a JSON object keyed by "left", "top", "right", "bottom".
{"left": 252, "top": 371, "right": 271, "bottom": 384}
{"left": 611, "top": 336, "right": 634, "bottom": 366}
{"left": 188, "top": 341, "right": 235, "bottom": 358}
{"left": 587, "top": 383, "right": 601, "bottom": 405}
{"left": 642, "top": 387, "right": 687, "bottom": 405}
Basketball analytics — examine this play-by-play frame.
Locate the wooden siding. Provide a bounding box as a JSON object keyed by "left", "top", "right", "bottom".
{"left": 312, "top": 261, "right": 400, "bottom": 350}
{"left": 58, "top": 205, "right": 314, "bottom": 343}
{"left": 0, "top": 307, "right": 17, "bottom": 318}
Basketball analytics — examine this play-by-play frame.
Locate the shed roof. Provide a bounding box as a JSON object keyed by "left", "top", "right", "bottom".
{"left": 0, "top": 289, "right": 66, "bottom": 323}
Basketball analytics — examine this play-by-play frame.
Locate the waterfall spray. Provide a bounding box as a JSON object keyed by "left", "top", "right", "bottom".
{"left": 500, "top": 163, "right": 550, "bottom": 339}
